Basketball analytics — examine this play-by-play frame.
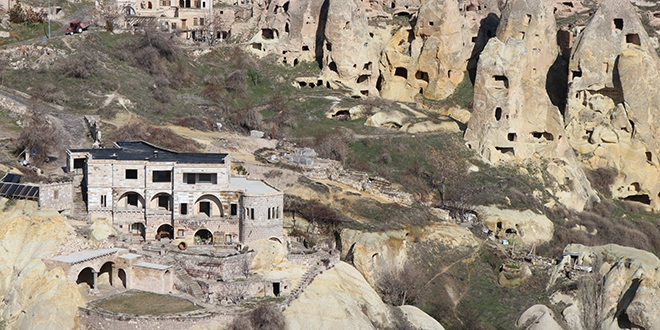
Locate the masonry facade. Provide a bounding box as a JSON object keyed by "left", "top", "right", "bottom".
{"left": 67, "top": 141, "right": 283, "bottom": 244}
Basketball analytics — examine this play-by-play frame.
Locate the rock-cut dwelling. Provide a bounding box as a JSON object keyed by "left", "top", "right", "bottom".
{"left": 66, "top": 141, "right": 284, "bottom": 244}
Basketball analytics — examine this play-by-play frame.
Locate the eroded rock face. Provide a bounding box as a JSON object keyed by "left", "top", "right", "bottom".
{"left": 478, "top": 206, "right": 554, "bottom": 247}
{"left": 564, "top": 0, "right": 660, "bottom": 211}
{"left": 464, "top": 0, "right": 598, "bottom": 211}
{"left": 248, "top": 0, "right": 326, "bottom": 66}
{"left": 283, "top": 262, "right": 444, "bottom": 329}
{"left": 379, "top": 0, "right": 500, "bottom": 102}
{"left": 0, "top": 199, "right": 84, "bottom": 330}
{"left": 320, "top": 0, "right": 384, "bottom": 96}
{"left": 558, "top": 244, "right": 660, "bottom": 330}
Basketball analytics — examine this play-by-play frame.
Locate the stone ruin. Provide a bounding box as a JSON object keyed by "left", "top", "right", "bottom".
{"left": 563, "top": 0, "right": 660, "bottom": 211}
{"left": 464, "top": 0, "right": 598, "bottom": 211}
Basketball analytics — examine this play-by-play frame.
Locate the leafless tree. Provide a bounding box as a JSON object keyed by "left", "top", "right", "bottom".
{"left": 15, "top": 110, "right": 63, "bottom": 166}
{"left": 577, "top": 255, "right": 604, "bottom": 330}
{"left": 376, "top": 260, "right": 427, "bottom": 306}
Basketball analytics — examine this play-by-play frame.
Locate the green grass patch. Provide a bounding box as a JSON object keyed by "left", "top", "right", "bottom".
{"left": 0, "top": 22, "right": 62, "bottom": 46}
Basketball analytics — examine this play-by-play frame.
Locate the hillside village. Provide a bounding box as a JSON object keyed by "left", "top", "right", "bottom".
{"left": 3, "top": 0, "right": 660, "bottom": 329}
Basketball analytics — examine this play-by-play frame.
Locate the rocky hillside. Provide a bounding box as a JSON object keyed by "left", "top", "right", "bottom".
{"left": 3, "top": 0, "right": 660, "bottom": 329}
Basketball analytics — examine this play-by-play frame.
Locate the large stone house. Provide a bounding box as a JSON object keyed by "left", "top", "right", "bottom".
{"left": 66, "top": 141, "right": 283, "bottom": 244}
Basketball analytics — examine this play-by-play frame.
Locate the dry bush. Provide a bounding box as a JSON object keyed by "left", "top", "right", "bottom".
{"left": 225, "top": 70, "right": 248, "bottom": 95}
{"left": 30, "top": 82, "right": 69, "bottom": 104}
{"left": 24, "top": 8, "right": 44, "bottom": 24}
{"left": 57, "top": 51, "right": 99, "bottom": 79}
{"left": 174, "top": 117, "right": 211, "bottom": 131}
{"left": 313, "top": 130, "right": 353, "bottom": 165}
{"left": 133, "top": 46, "right": 167, "bottom": 76}
{"left": 376, "top": 260, "right": 427, "bottom": 306}
{"left": 249, "top": 304, "right": 285, "bottom": 330}
{"left": 585, "top": 168, "right": 617, "bottom": 196}
{"left": 15, "top": 111, "right": 63, "bottom": 165}
{"left": 227, "top": 304, "right": 284, "bottom": 330}
{"left": 137, "top": 27, "right": 179, "bottom": 62}
{"left": 169, "top": 60, "right": 195, "bottom": 90}
{"left": 106, "top": 122, "right": 198, "bottom": 152}
{"left": 151, "top": 85, "right": 174, "bottom": 103}
{"left": 9, "top": 2, "right": 25, "bottom": 23}
{"left": 202, "top": 74, "right": 226, "bottom": 102}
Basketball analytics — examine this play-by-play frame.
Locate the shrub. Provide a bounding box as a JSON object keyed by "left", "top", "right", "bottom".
{"left": 56, "top": 51, "right": 99, "bottom": 79}
{"left": 8, "top": 2, "right": 25, "bottom": 24}
{"left": 30, "top": 82, "right": 68, "bottom": 104}
{"left": 15, "top": 110, "right": 64, "bottom": 165}
{"left": 227, "top": 304, "right": 284, "bottom": 330}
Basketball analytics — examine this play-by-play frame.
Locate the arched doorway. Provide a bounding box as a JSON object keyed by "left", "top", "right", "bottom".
{"left": 99, "top": 262, "right": 114, "bottom": 287}
{"left": 194, "top": 229, "right": 213, "bottom": 245}
{"left": 156, "top": 224, "right": 174, "bottom": 240}
{"left": 77, "top": 267, "right": 95, "bottom": 289}
{"left": 118, "top": 269, "right": 127, "bottom": 288}
{"left": 131, "top": 222, "right": 146, "bottom": 241}
{"left": 118, "top": 191, "right": 145, "bottom": 209}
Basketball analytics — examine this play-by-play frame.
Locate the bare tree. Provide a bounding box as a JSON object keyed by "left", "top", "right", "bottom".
{"left": 15, "top": 111, "right": 63, "bottom": 166}
{"left": 577, "top": 255, "right": 604, "bottom": 329}
{"left": 376, "top": 260, "right": 427, "bottom": 306}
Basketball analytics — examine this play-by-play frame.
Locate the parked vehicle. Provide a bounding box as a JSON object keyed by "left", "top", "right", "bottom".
{"left": 67, "top": 21, "right": 90, "bottom": 35}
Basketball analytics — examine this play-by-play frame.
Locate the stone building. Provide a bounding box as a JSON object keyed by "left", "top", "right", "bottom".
{"left": 114, "top": 0, "right": 214, "bottom": 40}
{"left": 66, "top": 141, "right": 283, "bottom": 244}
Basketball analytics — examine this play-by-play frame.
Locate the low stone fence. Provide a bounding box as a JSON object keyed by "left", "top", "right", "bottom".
{"left": 79, "top": 306, "right": 234, "bottom": 330}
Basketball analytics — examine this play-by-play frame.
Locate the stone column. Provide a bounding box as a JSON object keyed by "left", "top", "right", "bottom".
{"left": 91, "top": 271, "right": 99, "bottom": 294}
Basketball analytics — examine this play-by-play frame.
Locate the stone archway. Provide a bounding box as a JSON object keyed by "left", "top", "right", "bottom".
{"left": 150, "top": 193, "right": 173, "bottom": 211}
{"left": 156, "top": 224, "right": 174, "bottom": 240}
{"left": 77, "top": 267, "right": 96, "bottom": 289}
{"left": 118, "top": 269, "right": 127, "bottom": 288}
{"left": 99, "top": 261, "right": 115, "bottom": 287}
{"left": 194, "top": 229, "right": 213, "bottom": 245}
{"left": 194, "top": 195, "right": 223, "bottom": 217}
{"left": 118, "top": 191, "right": 145, "bottom": 209}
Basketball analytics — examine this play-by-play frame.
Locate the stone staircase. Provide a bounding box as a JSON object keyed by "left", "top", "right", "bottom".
{"left": 171, "top": 262, "right": 203, "bottom": 298}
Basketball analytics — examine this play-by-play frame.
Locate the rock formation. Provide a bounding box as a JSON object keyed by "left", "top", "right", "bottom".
{"left": 0, "top": 199, "right": 84, "bottom": 330}
{"left": 247, "top": 0, "right": 326, "bottom": 67}
{"left": 553, "top": 244, "right": 660, "bottom": 330}
{"left": 478, "top": 206, "right": 554, "bottom": 246}
{"left": 319, "top": 0, "right": 384, "bottom": 96}
{"left": 379, "top": 0, "right": 499, "bottom": 102}
{"left": 464, "top": 0, "right": 598, "bottom": 211}
{"left": 564, "top": 0, "right": 660, "bottom": 211}
{"left": 283, "top": 262, "right": 445, "bottom": 329}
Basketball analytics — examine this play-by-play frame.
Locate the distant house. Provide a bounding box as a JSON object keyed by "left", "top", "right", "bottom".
{"left": 66, "top": 141, "right": 283, "bottom": 244}
{"left": 113, "top": 0, "right": 214, "bottom": 40}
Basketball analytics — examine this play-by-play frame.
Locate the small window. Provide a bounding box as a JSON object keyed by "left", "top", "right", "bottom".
{"left": 268, "top": 208, "right": 271, "bottom": 219}
{"left": 53, "top": 189, "right": 59, "bottom": 199}
{"left": 200, "top": 18, "right": 204, "bottom": 26}
{"left": 230, "top": 203, "right": 237, "bottom": 216}
{"left": 614, "top": 18, "right": 623, "bottom": 30}
{"left": 181, "top": 203, "right": 188, "bottom": 215}
{"left": 177, "top": 229, "right": 184, "bottom": 237}
{"left": 152, "top": 170, "right": 172, "bottom": 182}
{"left": 225, "top": 234, "right": 232, "bottom": 243}
{"left": 126, "top": 169, "right": 138, "bottom": 179}
{"left": 251, "top": 208, "right": 255, "bottom": 220}
{"left": 171, "top": 22, "right": 177, "bottom": 29}
{"left": 193, "top": 18, "right": 198, "bottom": 26}
{"left": 101, "top": 195, "right": 107, "bottom": 207}
{"left": 184, "top": 173, "right": 195, "bottom": 184}
{"left": 626, "top": 34, "right": 640, "bottom": 46}
{"left": 198, "top": 173, "right": 216, "bottom": 184}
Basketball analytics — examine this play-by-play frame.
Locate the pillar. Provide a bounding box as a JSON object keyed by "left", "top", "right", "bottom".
{"left": 92, "top": 271, "right": 99, "bottom": 294}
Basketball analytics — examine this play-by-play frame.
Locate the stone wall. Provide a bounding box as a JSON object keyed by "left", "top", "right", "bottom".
{"left": 79, "top": 307, "right": 234, "bottom": 330}
{"left": 172, "top": 250, "right": 255, "bottom": 282}
{"left": 38, "top": 181, "right": 74, "bottom": 214}
{"left": 131, "top": 266, "right": 174, "bottom": 294}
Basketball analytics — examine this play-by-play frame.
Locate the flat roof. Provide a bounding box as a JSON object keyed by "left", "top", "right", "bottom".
{"left": 230, "top": 177, "right": 279, "bottom": 194}
{"left": 51, "top": 248, "right": 127, "bottom": 264}
{"left": 69, "top": 141, "right": 227, "bottom": 164}
{"left": 134, "top": 262, "right": 171, "bottom": 270}
{"left": 119, "top": 253, "right": 143, "bottom": 260}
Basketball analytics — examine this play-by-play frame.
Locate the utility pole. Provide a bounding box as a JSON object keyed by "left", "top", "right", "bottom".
{"left": 47, "top": 0, "right": 51, "bottom": 38}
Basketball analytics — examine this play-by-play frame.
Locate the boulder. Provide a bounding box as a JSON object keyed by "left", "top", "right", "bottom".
{"left": 398, "top": 305, "right": 445, "bottom": 330}
{"left": 478, "top": 206, "right": 554, "bottom": 246}
{"left": 464, "top": 0, "right": 598, "bottom": 211}
{"left": 564, "top": 0, "right": 660, "bottom": 211}
{"left": 516, "top": 305, "right": 563, "bottom": 330}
